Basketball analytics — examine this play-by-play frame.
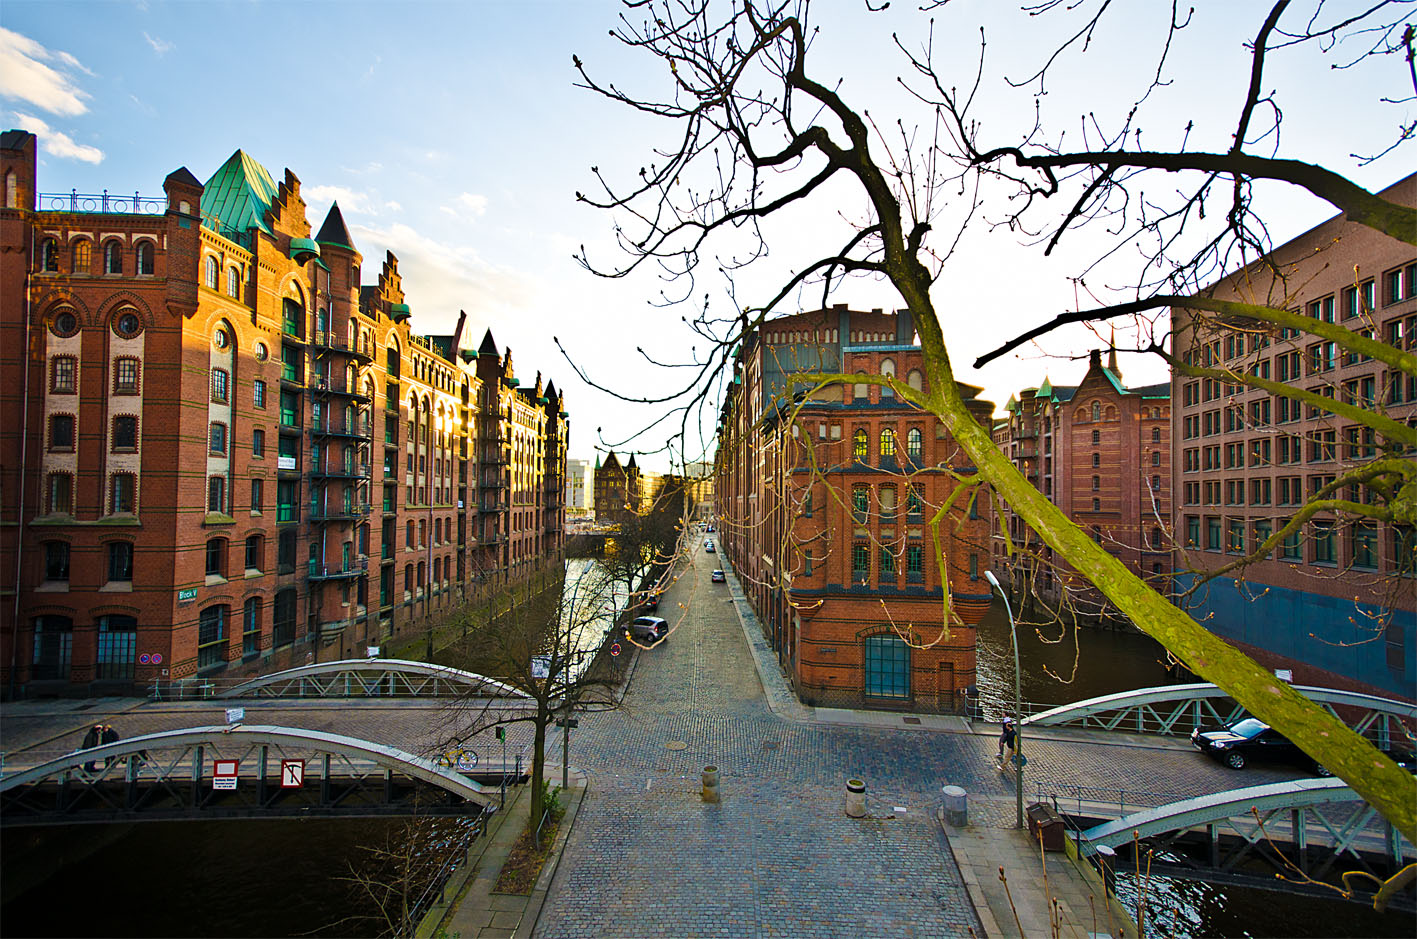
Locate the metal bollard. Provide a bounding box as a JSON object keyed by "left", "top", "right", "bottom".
{"left": 941, "top": 785, "right": 968, "bottom": 826}
{"left": 701, "top": 765, "right": 720, "bottom": 803}
{"left": 845, "top": 778, "right": 866, "bottom": 817}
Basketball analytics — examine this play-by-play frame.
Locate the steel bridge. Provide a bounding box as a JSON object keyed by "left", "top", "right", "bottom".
{"left": 149, "top": 658, "right": 532, "bottom": 701}
{"left": 0, "top": 724, "right": 508, "bottom": 827}
{"left": 1073, "top": 778, "right": 1414, "bottom": 894}
{"left": 1025, "top": 683, "right": 1415, "bottom": 746}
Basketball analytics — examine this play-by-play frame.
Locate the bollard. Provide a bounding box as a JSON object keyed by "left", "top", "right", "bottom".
{"left": 701, "top": 765, "right": 720, "bottom": 803}
{"left": 845, "top": 778, "right": 866, "bottom": 818}
{"left": 941, "top": 785, "right": 968, "bottom": 826}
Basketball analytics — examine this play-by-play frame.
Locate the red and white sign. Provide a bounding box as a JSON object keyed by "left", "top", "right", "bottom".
{"left": 280, "top": 759, "right": 305, "bottom": 789}
{"left": 213, "top": 759, "right": 239, "bottom": 791}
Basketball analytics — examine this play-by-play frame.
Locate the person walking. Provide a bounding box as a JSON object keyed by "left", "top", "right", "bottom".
{"left": 997, "top": 716, "right": 1017, "bottom": 770}
{"left": 81, "top": 723, "right": 104, "bottom": 772}
{"left": 100, "top": 725, "right": 120, "bottom": 768}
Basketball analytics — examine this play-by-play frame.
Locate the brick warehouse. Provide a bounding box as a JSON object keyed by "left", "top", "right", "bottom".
{"left": 0, "top": 131, "right": 568, "bottom": 695}
{"left": 715, "top": 306, "right": 995, "bottom": 713}
{"left": 1171, "top": 174, "right": 1416, "bottom": 699}
{"left": 989, "top": 349, "right": 1171, "bottom": 619}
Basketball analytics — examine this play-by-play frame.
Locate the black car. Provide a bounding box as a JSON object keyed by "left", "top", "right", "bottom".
{"left": 1191, "top": 718, "right": 1312, "bottom": 771}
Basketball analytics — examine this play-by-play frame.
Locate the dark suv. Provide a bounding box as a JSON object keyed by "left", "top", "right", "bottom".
{"left": 1191, "top": 718, "right": 1417, "bottom": 775}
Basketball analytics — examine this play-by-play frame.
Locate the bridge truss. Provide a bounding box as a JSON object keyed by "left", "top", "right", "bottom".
{"left": 148, "top": 658, "right": 533, "bottom": 701}
{"left": 0, "top": 724, "right": 502, "bottom": 828}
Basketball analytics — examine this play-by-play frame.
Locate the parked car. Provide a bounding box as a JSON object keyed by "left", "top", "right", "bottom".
{"left": 628, "top": 616, "right": 668, "bottom": 644}
{"left": 704, "top": 540, "right": 716, "bottom": 553}
{"left": 636, "top": 591, "right": 661, "bottom": 612}
{"left": 1192, "top": 718, "right": 1311, "bottom": 771}
{"left": 711, "top": 570, "right": 726, "bottom": 583}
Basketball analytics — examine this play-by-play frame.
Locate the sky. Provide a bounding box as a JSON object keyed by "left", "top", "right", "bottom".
{"left": 2, "top": 0, "right": 1411, "bottom": 472}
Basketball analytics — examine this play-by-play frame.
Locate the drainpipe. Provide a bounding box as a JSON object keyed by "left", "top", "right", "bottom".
{"left": 9, "top": 226, "right": 35, "bottom": 699}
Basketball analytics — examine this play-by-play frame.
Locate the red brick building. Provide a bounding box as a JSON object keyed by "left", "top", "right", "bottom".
{"left": 716, "top": 306, "right": 994, "bottom": 712}
{"left": 1171, "top": 174, "right": 1416, "bottom": 698}
{"left": 989, "top": 351, "right": 1171, "bottom": 618}
{"left": 0, "top": 131, "right": 567, "bottom": 695}
{"left": 593, "top": 451, "right": 640, "bottom": 522}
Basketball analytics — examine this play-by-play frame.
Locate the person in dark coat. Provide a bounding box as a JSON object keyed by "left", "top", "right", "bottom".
{"left": 997, "top": 716, "right": 1017, "bottom": 769}
{"left": 100, "top": 725, "right": 120, "bottom": 768}
{"left": 81, "top": 723, "right": 104, "bottom": 772}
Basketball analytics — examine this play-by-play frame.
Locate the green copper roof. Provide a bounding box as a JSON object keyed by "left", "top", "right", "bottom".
{"left": 289, "top": 237, "right": 321, "bottom": 264}
{"left": 202, "top": 149, "right": 279, "bottom": 239}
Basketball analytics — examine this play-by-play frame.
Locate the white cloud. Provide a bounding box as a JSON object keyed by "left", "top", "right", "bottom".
{"left": 441, "top": 191, "right": 489, "bottom": 221}
{"left": 384, "top": 200, "right": 402, "bottom": 213}
{"left": 304, "top": 184, "right": 376, "bottom": 215}
{"left": 142, "top": 32, "right": 174, "bottom": 56}
{"left": 11, "top": 112, "right": 103, "bottom": 164}
{"left": 0, "top": 28, "right": 93, "bottom": 116}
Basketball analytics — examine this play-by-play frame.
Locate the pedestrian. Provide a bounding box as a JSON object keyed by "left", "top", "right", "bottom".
{"left": 81, "top": 723, "right": 103, "bottom": 772}
{"left": 100, "top": 724, "right": 120, "bottom": 768}
{"left": 997, "top": 716, "right": 1017, "bottom": 770}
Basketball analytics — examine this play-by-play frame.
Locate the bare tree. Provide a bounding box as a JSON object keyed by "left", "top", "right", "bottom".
{"left": 570, "top": 0, "right": 1416, "bottom": 842}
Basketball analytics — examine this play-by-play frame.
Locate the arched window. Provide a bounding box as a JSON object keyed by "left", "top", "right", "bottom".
{"left": 853, "top": 428, "right": 868, "bottom": 460}
{"left": 853, "top": 372, "right": 869, "bottom": 402}
{"left": 103, "top": 239, "right": 123, "bottom": 274}
{"left": 197, "top": 605, "right": 227, "bottom": 669}
{"left": 242, "top": 598, "right": 262, "bottom": 655}
{"left": 906, "top": 428, "right": 923, "bottom": 459}
{"left": 880, "top": 358, "right": 896, "bottom": 398}
{"left": 1092, "top": 476, "right": 1100, "bottom": 492}
{"left": 227, "top": 266, "right": 240, "bottom": 298}
{"left": 41, "top": 238, "right": 59, "bottom": 272}
{"left": 1091, "top": 429, "right": 1100, "bottom": 445}
{"left": 907, "top": 369, "right": 923, "bottom": 392}
{"left": 283, "top": 296, "right": 303, "bottom": 338}
{"left": 71, "top": 238, "right": 92, "bottom": 274}
{"left": 43, "top": 540, "right": 70, "bottom": 582}
{"left": 1151, "top": 451, "right": 1161, "bottom": 466}
{"left": 136, "top": 240, "right": 154, "bottom": 275}
{"left": 1093, "top": 498, "right": 1100, "bottom": 511}
{"left": 204, "top": 255, "right": 219, "bottom": 289}
{"left": 204, "top": 538, "right": 227, "bottom": 578}
{"left": 1091, "top": 452, "right": 1100, "bottom": 468}
{"left": 110, "top": 473, "right": 136, "bottom": 514}
{"left": 387, "top": 342, "right": 401, "bottom": 378}
{"left": 1151, "top": 527, "right": 1163, "bottom": 550}
{"left": 207, "top": 475, "right": 226, "bottom": 512}
{"left": 1091, "top": 401, "right": 1101, "bottom": 422}
{"left": 879, "top": 428, "right": 896, "bottom": 458}
{"left": 106, "top": 542, "right": 133, "bottom": 583}
{"left": 1152, "top": 427, "right": 1161, "bottom": 443}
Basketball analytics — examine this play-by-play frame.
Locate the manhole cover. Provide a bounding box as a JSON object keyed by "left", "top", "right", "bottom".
{"left": 903, "top": 717, "right": 921, "bottom": 725}
{"left": 666, "top": 741, "right": 688, "bottom": 750}
{"left": 763, "top": 741, "right": 780, "bottom": 750}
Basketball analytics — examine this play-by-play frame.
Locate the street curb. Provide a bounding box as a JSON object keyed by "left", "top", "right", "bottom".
{"left": 937, "top": 807, "right": 1002, "bottom": 939}
{"left": 516, "top": 777, "right": 587, "bottom": 939}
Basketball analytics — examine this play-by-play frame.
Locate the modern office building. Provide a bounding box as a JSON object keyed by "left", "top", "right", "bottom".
{"left": 1170, "top": 174, "right": 1415, "bottom": 697}
{"left": 0, "top": 131, "right": 568, "bottom": 695}
{"left": 716, "top": 305, "right": 994, "bottom": 712}
{"left": 565, "top": 458, "right": 591, "bottom": 517}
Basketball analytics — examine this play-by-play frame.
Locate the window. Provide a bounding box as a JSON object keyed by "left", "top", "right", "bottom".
{"left": 1185, "top": 516, "right": 1200, "bottom": 547}
{"left": 211, "top": 368, "right": 229, "bottom": 403}
{"left": 49, "top": 414, "right": 74, "bottom": 451}
{"left": 906, "top": 545, "right": 924, "bottom": 581}
{"left": 273, "top": 589, "right": 297, "bottom": 646}
{"left": 110, "top": 473, "right": 135, "bottom": 514}
{"left": 209, "top": 422, "right": 227, "bottom": 454}
{"left": 277, "top": 480, "right": 298, "bottom": 522}
{"left": 245, "top": 534, "right": 263, "bottom": 572}
{"left": 252, "top": 428, "right": 265, "bottom": 457}
{"left": 879, "top": 428, "right": 896, "bottom": 459}
{"left": 906, "top": 487, "right": 923, "bottom": 520}
{"left": 1352, "top": 522, "right": 1378, "bottom": 570}
{"left": 208, "top": 476, "right": 226, "bottom": 513}
{"left": 227, "top": 266, "right": 240, "bottom": 298}
{"left": 32, "top": 615, "right": 74, "bottom": 681}
{"left": 43, "top": 541, "right": 70, "bottom": 582}
{"left": 96, "top": 615, "right": 136, "bottom": 679}
{"left": 1091, "top": 402, "right": 1101, "bottom": 422}
{"left": 802, "top": 550, "right": 813, "bottom": 576}
{"left": 1311, "top": 521, "right": 1336, "bottom": 565}
{"left": 852, "top": 543, "right": 869, "bottom": 582}
{"left": 1151, "top": 451, "right": 1161, "bottom": 466}
{"left": 204, "top": 255, "right": 219, "bottom": 289}
{"left": 1092, "top": 475, "right": 1100, "bottom": 491}
{"left": 41, "top": 237, "right": 59, "bottom": 272}
{"left": 1091, "top": 430, "right": 1100, "bottom": 445}
{"left": 1091, "top": 452, "right": 1100, "bottom": 468}
{"left": 863, "top": 634, "right": 910, "bottom": 699}
{"left": 853, "top": 428, "right": 868, "bottom": 461}
{"left": 1150, "top": 527, "right": 1163, "bottom": 550}
{"left": 1092, "top": 498, "right": 1100, "bottom": 512}
{"left": 852, "top": 487, "right": 869, "bottom": 524}
{"left": 1206, "top": 517, "right": 1222, "bottom": 551}
{"left": 47, "top": 474, "right": 72, "bottom": 515}
{"left": 880, "top": 546, "right": 897, "bottom": 579}
{"left": 197, "top": 605, "right": 227, "bottom": 670}
{"left": 71, "top": 238, "right": 91, "bottom": 274}
{"left": 853, "top": 372, "right": 869, "bottom": 401}
{"left": 103, "top": 239, "right": 123, "bottom": 274}
{"left": 243, "top": 599, "right": 262, "bottom": 656}
{"left": 250, "top": 478, "right": 264, "bottom": 514}
{"left": 114, "top": 358, "right": 140, "bottom": 394}
{"left": 112, "top": 415, "right": 138, "bottom": 451}
{"left": 1393, "top": 526, "right": 1416, "bottom": 577}
{"left": 906, "top": 428, "right": 922, "bottom": 460}
{"left": 1227, "top": 519, "right": 1245, "bottom": 554}
{"left": 136, "top": 241, "right": 154, "bottom": 275}
{"left": 51, "top": 356, "right": 76, "bottom": 393}
{"left": 253, "top": 379, "right": 266, "bottom": 409}
{"left": 107, "top": 541, "right": 133, "bottom": 582}
{"left": 205, "top": 538, "right": 227, "bottom": 578}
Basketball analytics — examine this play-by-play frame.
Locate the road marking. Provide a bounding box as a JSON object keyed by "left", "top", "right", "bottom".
{"left": 645, "top": 778, "right": 652, "bottom": 791}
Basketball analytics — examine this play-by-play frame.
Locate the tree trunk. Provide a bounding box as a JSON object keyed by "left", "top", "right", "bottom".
{"left": 529, "top": 708, "right": 547, "bottom": 826}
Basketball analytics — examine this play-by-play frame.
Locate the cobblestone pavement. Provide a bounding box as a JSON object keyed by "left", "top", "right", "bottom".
{"left": 531, "top": 546, "right": 1299, "bottom": 939}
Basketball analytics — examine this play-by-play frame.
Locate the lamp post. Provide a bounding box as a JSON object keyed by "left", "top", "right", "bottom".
{"left": 984, "top": 569, "right": 1024, "bottom": 830}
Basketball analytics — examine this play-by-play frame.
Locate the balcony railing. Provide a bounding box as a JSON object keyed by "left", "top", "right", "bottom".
{"left": 308, "top": 560, "right": 362, "bottom": 580}
{"left": 40, "top": 189, "right": 167, "bottom": 216}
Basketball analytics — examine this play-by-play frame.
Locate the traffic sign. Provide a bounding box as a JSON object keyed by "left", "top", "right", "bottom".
{"left": 610, "top": 643, "right": 621, "bottom": 657}
{"left": 225, "top": 707, "right": 245, "bottom": 724}
{"left": 280, "top": 759, "right": 305, "bottom": 788}
{"left": 213, "top": 759, "right": 238, "bottom": 790}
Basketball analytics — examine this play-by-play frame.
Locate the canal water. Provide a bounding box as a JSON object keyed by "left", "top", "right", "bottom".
{"left": 3, "top": 563, "right": 1403, "bottom": 938}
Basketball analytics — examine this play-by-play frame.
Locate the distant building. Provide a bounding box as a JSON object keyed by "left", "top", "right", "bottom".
{"left": 0, "top": 131, "right": 568, "bottom": 695}
{"left": 593, "top": 452, "right": 640, "bottom": 523}
{"left": 565, "top": 458, "right": 591, "bottom": 516}
{"left": 1170, "top": 174, "right": 1415, "bottom": 697}
{"left": 716, "top": 305, "right": 994, "bottom": 713}
{"left": 989, "top": 350, "right": 1171, "bottom": 618}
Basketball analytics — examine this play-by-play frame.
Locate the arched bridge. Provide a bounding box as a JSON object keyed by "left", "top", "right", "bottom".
{"left": 1074, "top": 778, "right": 1413, "bottom": 891}
{"left": 152, "top": 658, "right": 533, "bottom": 701}
{"left": 0, "top": 724, "right": 506, "bottom": 827}
{"left": 1026, "top": 683, "right": 1415, "bottom": 745}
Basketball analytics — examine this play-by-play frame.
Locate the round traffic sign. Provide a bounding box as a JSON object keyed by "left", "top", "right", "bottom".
{"left": 610, "top": 642, "right": 622, "bottom": 657}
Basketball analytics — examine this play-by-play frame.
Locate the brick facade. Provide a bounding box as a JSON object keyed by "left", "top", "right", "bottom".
{"left": 716, "top": 306, "right": 993, "bottom": 713}
{"left": 0, "top": 132, "right": 567, "bottom": 695}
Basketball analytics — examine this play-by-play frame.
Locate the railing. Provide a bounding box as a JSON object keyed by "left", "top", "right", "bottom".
{"left": 39, "top": 190, "right": 166, "bottom": 215}
{"left": 406, "top": 816, "right": 489, "bottom": 935}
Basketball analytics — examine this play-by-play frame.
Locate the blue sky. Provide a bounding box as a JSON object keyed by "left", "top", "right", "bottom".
{"left": 2, "top": 1, "right": 1411, "bottom": 471}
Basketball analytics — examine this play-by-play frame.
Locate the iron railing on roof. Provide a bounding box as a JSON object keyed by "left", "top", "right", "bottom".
{"left": 200, "top": 212, "right": 254, "bottom": 249}
{"left": 37, "top": 190, "right": 166, "bottom": 215}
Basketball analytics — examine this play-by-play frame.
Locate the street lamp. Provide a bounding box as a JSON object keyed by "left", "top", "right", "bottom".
{"left": 984, "top": 569, "right": 1024, "bottom": 830}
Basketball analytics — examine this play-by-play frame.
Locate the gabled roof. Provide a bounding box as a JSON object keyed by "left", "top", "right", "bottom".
{"left": 478, "top": 328, "right": 499, "bottom": 356}
{"left": 1133, "top": 382, "right": 1171, "bottom": 398}
{"left": 201, "top": 149, "right": 279, "bottom": 237}
{"left": 315, "top": 202, "right": 354, "bottom": 249}
{"left": 602, "top": 452, "right": 621, "bottom": 470}
{"left": 1100, "top": 368, "right": 1127, "bottom": 396}
{"left": 626, "top": 454, "right": 639, "bottom": 470}
{"left": 165, "top": 166, "right": 201, "bottom": 189}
